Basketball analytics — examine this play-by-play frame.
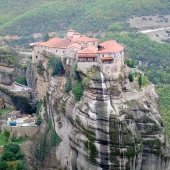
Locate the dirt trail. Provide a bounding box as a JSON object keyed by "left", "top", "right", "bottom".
{"left": 140, "top": 27, "right": 170, "bottom": 34}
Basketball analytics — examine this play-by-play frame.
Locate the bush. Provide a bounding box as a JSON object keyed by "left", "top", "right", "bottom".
{"left": 15, "top": 77, "right": 27, "bottom": 86}
{"left": 48, "top": 57, "right": 65, "bottom": 76}
{"left": 16, "top": 160, "right": 25, "bottom": 170}
{"left": 50, "top": 129, "right": 61, "bottom": 147}
{"left": 42, "top": 33, "right": 49, "bottom": 42}
{"left": 4, "top": 129, "right": 10, "bottom": 138}
{"left": 72, "top": 81, "right": 84, "bottom": 101}
{"left": 128, "top": 72, "right": 134, "bottom": 82}
{"left": 125, "top": 58, "right": 135, "bottom": 68}
{"left": 1, "top": 144, "right": 24, "bottom": 162}
{"left": 35, "top": 118, "right": 61, "bottom": 162}
{"left": 138, "top": 74, "right": 149, "bottom": 88}
{"left": 138, "top": 74, "right": 143, "bottom": 88}
{"left": 35, "top": 115, "right": 42, "bottom": 126}
{"left": 36, "top": 101, "right": 42, "bottom": 114}
{"left": 0, "top": 161, "right": 8, "bottom": 170}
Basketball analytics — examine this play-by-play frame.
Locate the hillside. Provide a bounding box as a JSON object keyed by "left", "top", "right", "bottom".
{"left": 0, "top": 0, "right": 170, "bottom": 36}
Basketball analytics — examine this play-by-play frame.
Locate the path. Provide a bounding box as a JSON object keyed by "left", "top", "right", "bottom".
{"left": 140, "top": 27, "right": 170, "bottom": 34}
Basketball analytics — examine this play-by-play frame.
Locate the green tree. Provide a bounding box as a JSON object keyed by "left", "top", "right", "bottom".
{"left": 42, "top": 33, "right": 49, "bottom": 42}
{"left": 138, "top": 74, "right": 143, "bottom": 88}
{"left": 125, "top": 58, "right": 135, "bottom": 68}
{"left": 48, "top": 57, "right": 65, "bottom": 76}
{"left": 35, "top": 115, "right": 42, "bottom": 126}
{"left": 15, "top": 77, "right": 27, "bottom": 86}
{"left": 0, "top": 161, "right": 8, "bottom": 170}
{"left": 72, "top": 81, "right": 84, "bottom": 101}
{"left": 128, "top": 72, "right": 134, "bottom": 82}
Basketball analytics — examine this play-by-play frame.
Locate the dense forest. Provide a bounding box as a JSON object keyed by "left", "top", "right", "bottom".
{"left": 0, "top": 0, "right": 170, "bottom": 36}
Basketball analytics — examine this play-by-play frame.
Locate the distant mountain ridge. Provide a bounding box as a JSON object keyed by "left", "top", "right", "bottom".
{"left": 0, "top": 0, "right": 170, "bottom": 36}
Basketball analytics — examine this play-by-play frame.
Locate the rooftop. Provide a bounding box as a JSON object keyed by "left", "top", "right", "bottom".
{"left": 77, "top": 47, "right": 98, "bottom": 58}
{"left": 34, "top": 38, "right": 71, "bottom": 48}
{"left": 98, "top": 40, "right": 124, "bottom": 53}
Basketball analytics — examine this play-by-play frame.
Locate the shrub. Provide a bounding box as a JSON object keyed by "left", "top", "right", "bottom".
{"left": 35, "top": 118, "right": 61, "bottom": 162}
{"left": 138, "top": 74, "right": 143, "bottom": 88}
{"left": 36, "top": 101, "right": 42, "bottom": 114}
{"left": 0, "top": 161, "right": 8, "bottom": 170}
{"left": 72, "top": 81, "right": 84, "bottom": 101}
{"left": 125, "top": 58, "right": 135, "bottom": 68}
{"left": 15, "top": 77, "right": 27, "bottom": 86}
{"left": 4, "top": 129, "right": 10, "bottom": 138}
{"left": 48, "top": 57, "right": 65, "bottom": 76}
{"left": 128, "top": 72, "right": 134, "bottom": 82}
{"left": 50, "top": 129, "right": 61, "bottom": 147}
{"left": 16, "top": 160, "right": 25, "bottom": 170}
{"left": 35, "top": 115, "right": 42, "bottom": 126}
{"left": 42, "top": 33, "right": 49, "bottom": 42}
{"left": 138, "top": 74, "right": 149, "bottom": 88}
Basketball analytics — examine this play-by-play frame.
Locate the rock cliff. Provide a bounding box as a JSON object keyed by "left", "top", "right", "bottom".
{"left": 32, "top": 58, "right": 170, "bottom": 170}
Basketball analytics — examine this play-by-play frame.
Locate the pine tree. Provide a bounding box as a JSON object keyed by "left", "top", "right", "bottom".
{"left": 42, "top": 33, "right": 49, "bottom": 42}
{"left": 138, "top": 74, "right": 143, "bottom": 88}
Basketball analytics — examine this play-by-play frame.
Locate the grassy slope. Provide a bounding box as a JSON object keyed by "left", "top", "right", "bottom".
{"left": 0, "top": 0, "right": 43, "bottom": 26}
{"left": 0, "top": 0, "right": 170, "bottom": 35}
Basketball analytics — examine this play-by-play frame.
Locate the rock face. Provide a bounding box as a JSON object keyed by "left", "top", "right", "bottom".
{"left": 33, "top": 59, "right": 170, "bottom": 170}
{"left": 26, "top": 64, "right": 37, "bottom": 90}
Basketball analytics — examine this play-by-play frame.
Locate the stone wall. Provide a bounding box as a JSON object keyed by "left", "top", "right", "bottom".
{"left": 2, "top": 125, "right": 39, "bottom": 138}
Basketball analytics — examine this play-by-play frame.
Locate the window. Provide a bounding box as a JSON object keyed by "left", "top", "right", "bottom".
{"left": 38, "top": 51, "right": 39, "bottom": 53}
{"left": 36, "top": 56, "right": 38, "bottom": 58}
{"left": 56, "top": 50, "right": 58, "bottom": 52}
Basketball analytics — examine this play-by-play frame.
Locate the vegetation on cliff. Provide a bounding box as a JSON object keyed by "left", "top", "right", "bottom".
{"left": 15, "top": 77, "right": 27, "bottom": 86}
{"left": 0, "top": 46, "right": 21, "bottom": 66}
{"left": 0, "top": 143, "right": 25, "bottom": 170}
{"left": 48, "top": 57, "right": 65, "bottom": 76}
{"left": 72, "top": 81, "right": 84, "bottom": 101}
{"left": 35, "top": 119, "right": 61, "bottom": 162}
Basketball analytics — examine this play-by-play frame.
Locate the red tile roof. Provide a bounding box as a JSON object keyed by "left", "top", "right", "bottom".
{"left": 98, "top": 40, "right": 124, "bottom": 53}
{"left": 77, "top": 47, "right": 98, "bottom": 58}
{"left": 67, "top": 43, "right": 81, "bottom": 49}
{"left": 34, "top": 38, "right": 71, "bottom": 48}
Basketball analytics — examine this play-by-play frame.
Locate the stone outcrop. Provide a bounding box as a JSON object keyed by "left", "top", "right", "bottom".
{"left": 32, "top": 57, "right": 170, "bottom": 170}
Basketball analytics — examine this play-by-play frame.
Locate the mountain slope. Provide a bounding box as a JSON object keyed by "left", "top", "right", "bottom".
{"left": 0, "top": 0, "right": 170, "bottom": 36}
